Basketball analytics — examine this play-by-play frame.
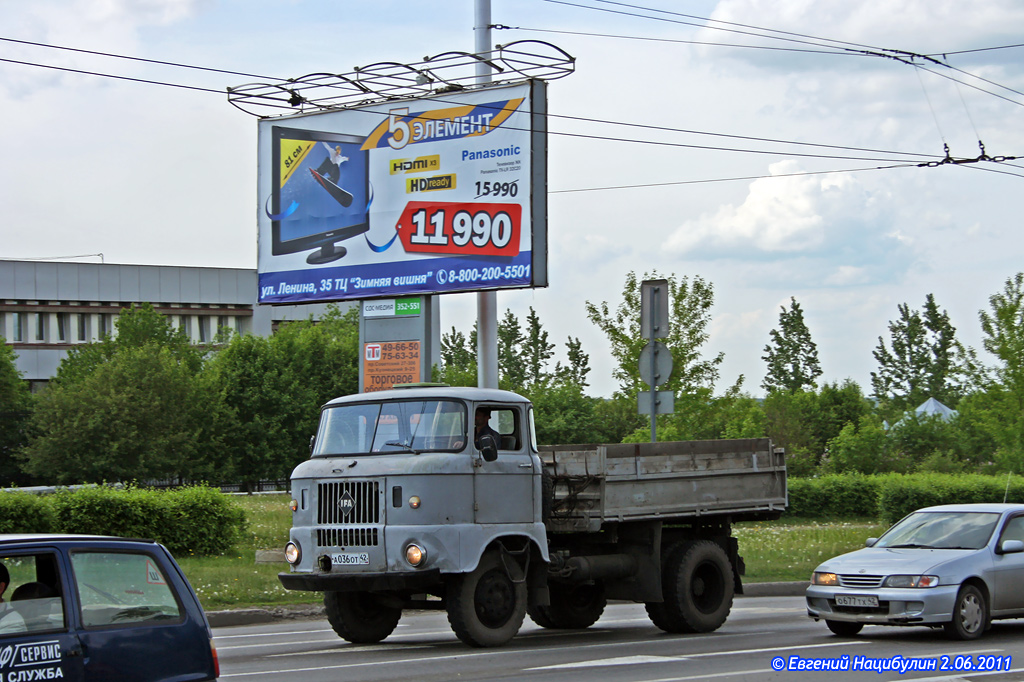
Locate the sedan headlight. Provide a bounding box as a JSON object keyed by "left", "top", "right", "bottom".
{"left": 883, "top": 574, "right": 939, "bottom": 588}
{"left": 812, "top": 571, "right": 839, "bottom": 586}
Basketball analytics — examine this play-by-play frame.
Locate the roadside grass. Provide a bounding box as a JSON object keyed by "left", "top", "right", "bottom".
{"left": 177, "top": 494, "right": 889, "bottom": 610}
{"left": 735, "top": 520, "right": 888, "bottom": 583}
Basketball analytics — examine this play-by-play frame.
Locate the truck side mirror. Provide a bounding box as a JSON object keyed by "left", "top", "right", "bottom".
{"left": 478, "top": 433, "right": 498, "bottom": 462}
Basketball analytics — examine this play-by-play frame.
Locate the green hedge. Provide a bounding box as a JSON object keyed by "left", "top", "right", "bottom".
{"left": 0, "top": 486, "right": 246, "bottom": 556}
{"left": 787, "top": 473, "right": 1024, "bottom": 524}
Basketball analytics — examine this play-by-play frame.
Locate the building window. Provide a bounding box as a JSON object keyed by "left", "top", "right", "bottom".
{"left": 11, "top": 312, "right": 23, "bottom": 342}
{"left": 77, "top": 314, "right": 87, "bottom": 342}
{"left": 57, "top": 313, "right": 67, "bottom": 342}
{"left": 198, "top": 316, "right": 210, "bottom": 343}
{"left": 35, "top": 313, "right": 46, "bottom": 341}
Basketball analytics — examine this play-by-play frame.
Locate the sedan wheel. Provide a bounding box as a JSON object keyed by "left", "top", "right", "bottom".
{"left": 944, "top": 584, "right": 986, "bottom": 641}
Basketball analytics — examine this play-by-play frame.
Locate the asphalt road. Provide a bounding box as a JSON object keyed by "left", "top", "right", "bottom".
{"left": 211, "top": 595, "right": 1024, "bottom": 682}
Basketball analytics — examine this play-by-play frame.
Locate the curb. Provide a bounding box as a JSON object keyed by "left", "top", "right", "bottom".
{"left": 206, "top": 582, "right": 808, "bottom": 628}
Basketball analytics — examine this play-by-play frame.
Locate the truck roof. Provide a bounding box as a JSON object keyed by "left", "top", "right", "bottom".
{"left": 323, "top": 385, "right": 531, "bottom": 406}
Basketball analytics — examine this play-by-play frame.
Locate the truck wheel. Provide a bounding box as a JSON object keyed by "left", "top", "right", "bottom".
{"left": 446, "top": 550, "right": 527, "bottom": 647}
{"left": 944, "top": 584, "right": 986, "bottom": 640}
{"left": 646, "top": 540, "right": 734, "bottom": 634}
{"left": 529, "top": 583, "right": 607, "bottom": 629}
{"left": 324, "top": 591, "right": 401, "bottom": 644}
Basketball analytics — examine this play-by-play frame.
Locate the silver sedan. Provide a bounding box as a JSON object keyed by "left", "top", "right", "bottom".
{"left": 806, "top": 503, "right": 1024, "bottom": 640}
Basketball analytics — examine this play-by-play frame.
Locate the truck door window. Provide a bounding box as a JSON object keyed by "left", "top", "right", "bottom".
{"left": 0, "top": 552, "right": 66, "bottom": 636}
{"left": 70, "top": 551, "right": 182, "bottom": 628}
{"left": 482, "top": 407, "right": 519, "bottom": 451}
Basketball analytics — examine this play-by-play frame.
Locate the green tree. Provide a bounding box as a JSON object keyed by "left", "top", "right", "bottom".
{"left": 977, "top": 272, "right": 1024, "bottom": 468}
{"left": 497, "top": 309, "right": 527, "bottom": 390}
{"left": 871, "top": 294, "right": 976, "bottom": 420}
{"left": 205, "top": 305, "right": 360, "bottom": 487}
{"left": 0, "top": 342, "right": 33, "bottom": 486}
{"left": 586, "top": 271, "right": 729, "bottom": 441}
{"left": 21, "top": 306, "right": 211, "bottom": 484}
{"left": 436, "top": 326, "right": 477, "bottom": 387}
{"left": 523, "top": 308, "right": 554, "bottom": 388}
{"left": 23, "top": 344, "right": 212, "bottom": 483}
{"left": 762, "top": 297, "right": 822, "bottom": 393}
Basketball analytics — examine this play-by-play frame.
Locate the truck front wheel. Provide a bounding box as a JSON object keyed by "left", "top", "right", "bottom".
{"left": 645, "top": 540, "right": 734, "bottom": 634}
{"left": 529, "top": 583, "right": 607, "bottom": 629}
{"left": 324, "top": 590, "right": 401, "bottom": 644}
{"left": 446, "top": 550, "right": 527, "bottom": 647}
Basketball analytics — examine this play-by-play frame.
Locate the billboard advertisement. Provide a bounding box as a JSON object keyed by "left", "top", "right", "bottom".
{"left": 257, "top": 80, "right": 547, "bottom": 304}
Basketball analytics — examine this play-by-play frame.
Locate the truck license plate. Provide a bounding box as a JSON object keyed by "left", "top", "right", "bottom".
{"left": 331, "top": 552, "right": 370, "bottom": 566}
{"left": 835, "top": 594, "right": 878, "bottom": 608}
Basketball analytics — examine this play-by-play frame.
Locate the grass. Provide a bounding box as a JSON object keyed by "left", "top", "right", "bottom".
{"left": 177, "top": 494, "right": 889, "bottom": 611}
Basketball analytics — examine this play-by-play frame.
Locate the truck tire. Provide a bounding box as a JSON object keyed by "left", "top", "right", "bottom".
{"left": 324, "top": 590, "right": 401, "bottom": 644}
{"left": 528, "top": 583, "right": 607, "bottom": 629}
{"left": 645, "top": 540, "right": 734, "bottom": 634}
{"left": 446, "top": 550, "right": 527, "bottom": 647}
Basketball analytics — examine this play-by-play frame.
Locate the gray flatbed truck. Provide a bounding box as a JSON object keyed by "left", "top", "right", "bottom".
{"left": 279, "top": 386, "right": 787, "bottom": 647}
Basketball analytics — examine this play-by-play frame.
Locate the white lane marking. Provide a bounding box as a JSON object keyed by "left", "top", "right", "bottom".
{"left": 527, "top": 640, "right": 868, "bottom": 671}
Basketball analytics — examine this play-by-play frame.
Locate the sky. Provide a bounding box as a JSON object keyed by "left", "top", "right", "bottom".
{"left": 3, "top": 0, "right": 1024, "bottom": 398}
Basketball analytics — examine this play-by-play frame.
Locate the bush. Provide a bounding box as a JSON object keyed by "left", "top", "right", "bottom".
{"left": 786, "top": 474, "right": 882, "bottom": 518}
{"left": 0, "top": 491, "right": 57, "bottom": 533}
{"left": 877, "top": 473, "right": 1024, "bottom": 523}
{"left": 2, "top": 485, "right": 246, "bottom": 556}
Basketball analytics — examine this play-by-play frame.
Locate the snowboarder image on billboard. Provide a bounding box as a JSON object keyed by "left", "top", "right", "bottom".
{"left": 310, "top": 143, "right": 354, "bottom": 207}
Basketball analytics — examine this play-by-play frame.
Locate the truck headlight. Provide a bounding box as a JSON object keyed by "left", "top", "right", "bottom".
{"left": 285, "top": 542, "right": 301, "bottom": 565}
{"left": 883, "top": 574, "right": 939, "bottom": 588}
{"left": 406, "top": 544, "right": 426, "bottom": 567}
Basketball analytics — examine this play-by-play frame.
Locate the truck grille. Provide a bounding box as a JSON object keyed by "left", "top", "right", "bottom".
{"left": 317, "top": 480, "right": 381, "bottom": 525}
{"left": 317, "top": 527, "right": 380, "bottom": 547}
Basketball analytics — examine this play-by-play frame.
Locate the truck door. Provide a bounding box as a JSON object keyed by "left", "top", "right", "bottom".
{"left": 0, "top": 548, "right": 85, "bottom": 682}
{"left": 473, "top": 405, "right": 536, "bottom": 524}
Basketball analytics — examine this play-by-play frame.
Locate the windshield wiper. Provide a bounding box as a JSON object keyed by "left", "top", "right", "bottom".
{"left": 887, "top": 543, "right": 935, "bottom": 549}
{"left": 384, "top": 440, "right": 421, "bottom": 454}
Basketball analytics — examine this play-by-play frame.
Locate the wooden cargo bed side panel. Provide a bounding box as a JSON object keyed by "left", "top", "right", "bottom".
{"left": 540, "top": 440, "right": 787, "bottom": 527}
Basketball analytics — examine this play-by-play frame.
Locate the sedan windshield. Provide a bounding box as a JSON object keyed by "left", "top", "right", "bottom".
{"left": 312, "top": 400, "right": 467, "bottom": 456}
{"left": 876, "top": 511, "right": 999, "bottom": 550}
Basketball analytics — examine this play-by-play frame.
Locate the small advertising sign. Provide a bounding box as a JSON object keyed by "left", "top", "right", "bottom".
{"left": 257, "top": 81, "right": 547, "bottom": 304}
{"left": 363, "top": 340, "right": 421, "bottom": 392}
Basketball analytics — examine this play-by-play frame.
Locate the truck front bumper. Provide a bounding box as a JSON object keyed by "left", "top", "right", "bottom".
{"left": 278, "top": 568, "right": 442, "bottom": 593}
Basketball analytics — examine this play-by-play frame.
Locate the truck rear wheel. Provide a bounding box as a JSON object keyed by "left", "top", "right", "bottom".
{"left": 324, "top": 591, "right": 401, "bottom": 644}
{"left": 528, "top": 583, "right": 607, "bottom": 629}
{"left": 645, "top": 540, "right": 734, "bottom": 634}
{"left": 446, "top": 550, "right": 527, "bottom": 647}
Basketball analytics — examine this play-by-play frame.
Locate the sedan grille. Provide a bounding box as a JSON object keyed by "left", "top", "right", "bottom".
{"left": 838, "top": 574, "right": 884, "bottom": 588}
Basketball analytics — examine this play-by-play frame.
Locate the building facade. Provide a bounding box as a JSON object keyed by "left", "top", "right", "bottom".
{"left": 1, "top": 260, "right": 334, "bottom": 390}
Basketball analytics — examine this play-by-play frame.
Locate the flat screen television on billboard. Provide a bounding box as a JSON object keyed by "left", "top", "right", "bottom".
{"left": 270, "top": 127, "right": 370, "bottom": 264}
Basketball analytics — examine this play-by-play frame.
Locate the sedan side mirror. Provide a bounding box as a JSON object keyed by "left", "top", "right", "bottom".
{"left": 1000, "top": 539, "right": 1024, "bottom": 555}
{"left": 865, "top": 537, "right": 878, "bottom": 547}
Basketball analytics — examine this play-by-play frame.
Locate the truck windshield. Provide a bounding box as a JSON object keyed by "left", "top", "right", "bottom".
{"left": 312, "top": 400, "right": 467, "bottom": 456}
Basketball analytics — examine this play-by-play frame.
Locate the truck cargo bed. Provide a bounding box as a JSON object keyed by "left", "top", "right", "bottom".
{"left": 539, "top": 438, "right": 787, "bottom": 532}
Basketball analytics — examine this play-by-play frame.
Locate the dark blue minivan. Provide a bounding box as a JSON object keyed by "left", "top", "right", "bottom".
{"left": 0, "top": 534, "right": 218, "bottom": 681}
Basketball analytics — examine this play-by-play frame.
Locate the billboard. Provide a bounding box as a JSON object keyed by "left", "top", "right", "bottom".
{"left": 257, "top": 80, "right": 547, "bottom": 304}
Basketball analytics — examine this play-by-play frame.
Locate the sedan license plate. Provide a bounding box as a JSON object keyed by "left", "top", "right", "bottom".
{"left": 331, "top": 552, "right": 370, "bottom": 566}
{"left": 835, "top": 594, "right": 879, "bottom": 608}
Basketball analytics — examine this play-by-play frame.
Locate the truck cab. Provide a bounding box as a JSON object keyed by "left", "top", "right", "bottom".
{"left": 280, "top": 386, "right": 550, "bottom": 646}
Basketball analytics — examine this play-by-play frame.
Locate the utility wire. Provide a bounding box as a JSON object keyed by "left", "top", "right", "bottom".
{"left": 0, "top": 36, "right": 281, "bottom": 81}
{"left": 0, "top": 43, "right": 939, "bottom": 162}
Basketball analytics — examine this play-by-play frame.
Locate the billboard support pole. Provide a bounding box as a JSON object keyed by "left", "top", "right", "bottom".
{"left": 475, "top": 0, "right": 499, "bottom": 389}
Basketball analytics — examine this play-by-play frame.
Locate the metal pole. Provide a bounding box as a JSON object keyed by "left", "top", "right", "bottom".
{"left": 649, "top": 289, "right": 658, "bottom": 443}
{"left": 474, "top": 0, "right": 499, "bottom": 389}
